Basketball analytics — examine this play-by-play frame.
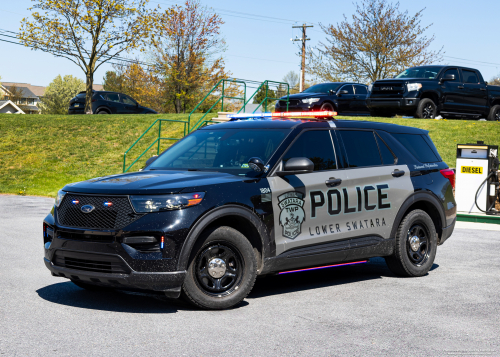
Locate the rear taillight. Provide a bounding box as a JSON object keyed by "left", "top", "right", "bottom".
{"left": 440, "top": 169, "right": 455, "bottom": 189}
{"left": 92, "top": 98, "right": 97, "bottom": 102}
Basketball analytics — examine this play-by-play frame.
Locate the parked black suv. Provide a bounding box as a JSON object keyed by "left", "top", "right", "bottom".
{"left": 43, "top": 116, "right": 456, "bottom": 309}
{"left": 68, "top": 91, "right": 157, "bottom": 114}
{"left": 367, "top": 65, "right": 500, "bottom": 120}
{"left": 275, "top": 82, "right": 370, "bottom": 115}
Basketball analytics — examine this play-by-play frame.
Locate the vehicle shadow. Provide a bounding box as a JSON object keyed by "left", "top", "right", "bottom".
{"left": 248, "top": 257, "right": 439, "bottom": 299}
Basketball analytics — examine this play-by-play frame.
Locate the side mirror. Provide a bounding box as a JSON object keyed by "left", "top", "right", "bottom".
{"left": 440, "top": 74, "right": 455, "bottom": 84}
{"left": 276, "top": 157, "right": 314, "bottom": 177}
{"left": 338, "top": 90, "right": 349, "bottom": 96}
{"left": 145, "top": 155, "right": 158, "bottom": 167}
{"left": 248, "top": 157, "right": 266, "bottom": 173}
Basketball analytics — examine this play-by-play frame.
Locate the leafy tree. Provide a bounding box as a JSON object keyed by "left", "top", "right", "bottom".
{"left": 253, "top": 85, "right": 276, "bottom": 111}
{"left": 102, "top": 71, "right": 125, "bottom": 93}
{"left": 40, "top": 75, "right": 85, "bottom": 114}
{"left": 307, "top": 0, "right": 443, "bottom": 84}
{"left": 151, "top": 0, "right": 229, "bottom": 113}
{"left": 19, "top": 0, "right": 154, "bottom": 114}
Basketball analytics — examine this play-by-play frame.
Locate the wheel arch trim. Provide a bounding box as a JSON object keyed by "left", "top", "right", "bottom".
{"left": 177, "top": 205, "right": 271, "bottom": 272}
{"left": 391, "top": 191, "right": 446, "bottom": 243}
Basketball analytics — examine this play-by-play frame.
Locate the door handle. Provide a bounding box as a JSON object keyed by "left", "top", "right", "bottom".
{"left": 480, "top": 87, "right": 486, "bottom": 91}
{"left": 392, "top": 170, "right": 405, "bottom": 178}
{"left": 458, "top": 86, "right": 464, "bottom": 89}
{"left": 325, "top": 178, "right": 342, "bottom": 187}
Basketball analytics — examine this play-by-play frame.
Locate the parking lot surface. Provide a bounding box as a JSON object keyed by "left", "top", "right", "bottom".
{"left": 0, "top": 195, "right": 499, "bottom": 356}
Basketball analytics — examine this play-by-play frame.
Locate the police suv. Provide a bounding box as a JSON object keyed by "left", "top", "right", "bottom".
{"left": 43, "top": 112, "right": 457, "bottom": 309}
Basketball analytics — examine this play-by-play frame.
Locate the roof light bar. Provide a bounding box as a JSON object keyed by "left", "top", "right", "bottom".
{"left": 227, "top": 111, "right": 337, "bottom": 120}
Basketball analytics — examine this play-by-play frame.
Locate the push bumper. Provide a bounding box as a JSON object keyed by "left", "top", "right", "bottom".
{"left": 439, "top": 217, "right": 456, "bottom": 245}
{"left": 44, "top": 257, "right": 186, "bottom": 298}
{"left": 366, "top": 98, "right": 419, "bottom": 114}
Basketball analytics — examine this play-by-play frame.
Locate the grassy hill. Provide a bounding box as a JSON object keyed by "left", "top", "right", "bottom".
{"left": 1, "top": 113, "right": 499, "bottom": 197}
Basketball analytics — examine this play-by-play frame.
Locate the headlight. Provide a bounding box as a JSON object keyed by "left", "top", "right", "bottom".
{"left": 301, "top": 98, "right": 320, "bottom": 104}
{"left": 55, "top": 190, "right": 66, "bottom": 207}
{"left": 368, "top": 84, "right": 373, "bottom": 92}
{"left": 407, "top": 83, "right": 422, "bottom": 92}
{"left": 130, "top": 192, "right": 205, "bottom": 213}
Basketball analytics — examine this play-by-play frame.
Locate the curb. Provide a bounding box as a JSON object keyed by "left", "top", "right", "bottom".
{"left": 457, "top": 213, "right": 500, "bottom": 225}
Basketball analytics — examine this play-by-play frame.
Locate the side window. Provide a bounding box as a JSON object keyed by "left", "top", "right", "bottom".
{"left": 462, "top": 70, "right": 479, "bottom": 84}
{"left": 339, "top": 130, "right": 382, "bottom": 168}
{"left": 282, "top": 130, "right": 337, "bottom": 171}
{"left": 354, "top": 85, "right": 368, "bottom": 95}
{"left": 443, "top": 69, "right": 460, "bottom": 82}
{"left": 121, "top": 95, "right": 136, "bottom": 105}
{"left": 375, "top": 133, "right": 397, "bottom": 165}
{"left": 105, "top": 93, "right": 120, "bottom": 102}
{"left": 392, "top": 134, "right": 440, "bottom": 163}
{"left": 340, "top": 85, "right": 354, "bottom": 94}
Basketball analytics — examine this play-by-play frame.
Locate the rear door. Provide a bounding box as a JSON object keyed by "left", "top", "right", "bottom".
{"left": 334, "top": 129, "right": 414, "bottom": 258}
{"left": 461, "top": 69, "right": 488, "bottom": 114}
{"left": 104, "top": 92, "right": 122, "bottom": 113}
{"left": 337, "top": 84, "right": 355, "bottom": 113}
{"left": 353, "top": 85, "right": 369, "bottom": 113}
{"left": 440, "top": 68, "right": 466, "bottom": 113}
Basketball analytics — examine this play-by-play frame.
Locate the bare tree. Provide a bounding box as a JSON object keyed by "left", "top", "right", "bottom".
{"left": 307, "top": 0, "right": 443, "bottom": 84}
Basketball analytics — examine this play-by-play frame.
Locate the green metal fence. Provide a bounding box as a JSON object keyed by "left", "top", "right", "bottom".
{"left": 123, "top": 119, "right": 188, "bottom": 173}
{"left": 188, "top": 79, "right": 247, "bottom": 133}
{"left": 237, "top": 80, "right": 290, "bottom": 114}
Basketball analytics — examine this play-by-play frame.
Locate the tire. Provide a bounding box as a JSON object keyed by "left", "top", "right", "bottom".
{"left": 384, "top": 209, "right": 437, "bottom": 277}
{"left": 97, "top": 109, "right": 110, "bottom": 114}
{"left": 415, "top": 98, "right": 436, "bottom": 119}
{"left": 487, "top": 105, "right": 500, "bottom": 121}
{"left": 320, "top": 102, "right": 335, "bottom": 112}
{"left": 182, "top": 226, "right": 257, "bottom": 310}
{"left": 71, "top": 280, "right": 113, "bottom": 291}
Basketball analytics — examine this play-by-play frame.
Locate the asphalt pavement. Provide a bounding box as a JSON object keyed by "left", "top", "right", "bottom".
{"left": 0, "top": 195, "right": 499, "bottom": 356}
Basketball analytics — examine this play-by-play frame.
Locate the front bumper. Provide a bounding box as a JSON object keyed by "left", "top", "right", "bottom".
{"left": 366, "top": 98, "right": 419, "bottom": 114}
{"left": 275, "top": 102, "right": 321, "bottom": 112}
{"left": 44, "top": 255, "right": 185, "bottom": 296}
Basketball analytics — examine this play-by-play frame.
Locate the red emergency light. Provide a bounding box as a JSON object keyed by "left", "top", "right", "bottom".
{"left": 272, "top": 111, "right": 337, "bottom": 118}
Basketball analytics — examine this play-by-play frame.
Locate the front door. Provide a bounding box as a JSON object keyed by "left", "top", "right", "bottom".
{"left": 337, "top": 84, "right": 355, "bottom": 114}
{"left": 440, "top": 68, "right": 466, "bottom": 113}
{"left": 353, "top": 85, "right": 369, "bottom": 113}
{"left": 120, "top": 94, "right": 139, "bottom": 114}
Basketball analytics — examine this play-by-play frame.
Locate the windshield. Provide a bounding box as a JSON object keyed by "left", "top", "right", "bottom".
{"left": 302, "top": 83, "right": 341, "bottom": 94}
{"left": 395, "top": 67, "right": 442, "bottom": 79}
{"left": 148, "top": 128, "right": 290, "bottom": 175}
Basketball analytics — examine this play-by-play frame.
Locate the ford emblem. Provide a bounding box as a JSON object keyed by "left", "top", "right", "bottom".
{"left": 81, "top": 204, "right": 95, "bottom": 213}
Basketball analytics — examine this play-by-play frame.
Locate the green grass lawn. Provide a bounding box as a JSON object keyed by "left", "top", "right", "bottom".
{"left": 1, "top": 113, "right": 499, "bottom": 197}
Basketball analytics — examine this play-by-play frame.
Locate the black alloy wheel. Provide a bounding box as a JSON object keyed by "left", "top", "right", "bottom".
{"left": 320, "top": 102, "right": 334, "bottom": 112}
{"left": 422, "top": 103, "right": 435, "bottom": 119}
{"left": 195, "top": 243, "right": 243, "bottom": 296}
{"left": 487, "top": 105, "right": 500, "bottom": 121}
{"left": 416, "top": 98, "right": 436, "bottom": 119}
{"left": 406, "top": 224, "right": 430, "bottom": 266}
{"left": 384, "top": 209, "right": 437, "bottom": 277}
{"left": 182, "top": 226, "right": 257, "bottom": 309}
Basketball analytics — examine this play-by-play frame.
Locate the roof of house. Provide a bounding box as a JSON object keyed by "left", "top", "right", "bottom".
{"left": 5, "top": 85, "right": 38, "bottom": 99}
{"left": 0, "top": 100, "right": 25, "bottom": 114}
{"left": 2, "top": 82, "right": 104, "bottom": 97}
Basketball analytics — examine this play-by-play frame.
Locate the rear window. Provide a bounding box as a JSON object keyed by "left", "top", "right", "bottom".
{"left": 392, "top": 134, "right": 441, "bottom": 163}
{"left": 339, "top": 130, "right": 382, "bottom": 168}
{"left": 76, "top": 93, "right": 86, "bottom": 98}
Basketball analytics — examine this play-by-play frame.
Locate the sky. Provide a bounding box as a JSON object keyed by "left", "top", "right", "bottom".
{"left": 1, "top": 0, "right": 500, "bottom": 87}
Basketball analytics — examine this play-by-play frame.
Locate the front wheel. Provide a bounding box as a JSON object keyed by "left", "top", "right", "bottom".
{"left": 385, "top": 209, "right": 437, "bottom": 277}
{"left": 182, "top": 226, "right": 257, "bottom": 310}
{"left": 415, "top": 99, "right": 437, "bottom": 119}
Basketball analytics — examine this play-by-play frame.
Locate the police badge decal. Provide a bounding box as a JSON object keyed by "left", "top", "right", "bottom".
{"left": 278, "top": 192, "right": 305, "bottom": 239}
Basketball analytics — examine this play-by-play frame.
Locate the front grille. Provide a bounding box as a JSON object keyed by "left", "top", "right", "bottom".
{"left": 53, "top": 251, "right": 130, "bottom": 274}
{"left": 279, "top": 99, "right": 301, "bottom": 106}
{"left": 57, "top": 194, "right": 144, "bottom": 230}
{"left": 372, "top": 82, "right": 405, "bottom": 94}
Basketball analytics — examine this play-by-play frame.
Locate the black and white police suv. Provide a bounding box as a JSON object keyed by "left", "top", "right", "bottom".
{"left": 42, "top": 112, "right": 457, "bottom": 309}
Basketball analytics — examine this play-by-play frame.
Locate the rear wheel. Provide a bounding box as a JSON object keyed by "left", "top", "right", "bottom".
{"left": 415, "top": 99, "right": 436, "bottom": 119}
{"left": 487, "top": 105, "right": 500, "bottom": 121}
{"left": 385, "top": 209, "right": 437, "bottom": 277}
{"left": 182, "top": 226, "right": 257, "bottom": 310}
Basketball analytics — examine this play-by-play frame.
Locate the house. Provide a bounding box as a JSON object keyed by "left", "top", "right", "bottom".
{"left": 0, "top": 100, "right": 25, "bottom": 114}
{"left": 0, "top": 82, "right": 104, "bottom": 114}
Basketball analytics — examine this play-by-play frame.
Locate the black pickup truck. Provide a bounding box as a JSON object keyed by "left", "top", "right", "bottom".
{"left": 366, "top": 65, "right": 500, "bottom": 120}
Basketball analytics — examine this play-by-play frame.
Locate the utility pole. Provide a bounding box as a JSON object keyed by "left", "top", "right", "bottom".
{"left": 292, "top": 23, "right": 313, "bottom": 92}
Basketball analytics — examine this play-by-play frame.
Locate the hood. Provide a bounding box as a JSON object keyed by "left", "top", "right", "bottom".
{"left": 374, "top": 78, "right": 435, "bottom": 83}
{"left": 62, "top": 170, "right": 247, "bottom": 195}
{"left": 279, "top": 92, "right": 329, "bottom": 100}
